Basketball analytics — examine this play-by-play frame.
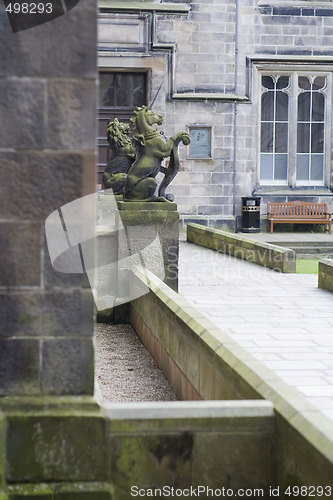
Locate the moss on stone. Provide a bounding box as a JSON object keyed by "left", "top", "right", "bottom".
{"left": 6, "top": 414, "right": 106, "bottom": 483}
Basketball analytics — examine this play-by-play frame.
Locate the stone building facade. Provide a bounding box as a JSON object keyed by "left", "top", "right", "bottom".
{"left": 98, "top": 0, "right": 333, "bottom": 228}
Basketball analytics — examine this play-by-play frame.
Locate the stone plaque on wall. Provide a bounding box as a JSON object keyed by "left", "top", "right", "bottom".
{"left": 188, "top": 127, "right": 211, "bottom": 159}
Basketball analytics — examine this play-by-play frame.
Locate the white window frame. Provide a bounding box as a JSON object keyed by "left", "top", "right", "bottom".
{"left": 254, "top": 63, "right": 332, "bottom": 188}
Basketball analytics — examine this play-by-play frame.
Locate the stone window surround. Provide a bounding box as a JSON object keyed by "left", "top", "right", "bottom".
{"left": 251, "top": 58, "right": 333, "bottom": 191}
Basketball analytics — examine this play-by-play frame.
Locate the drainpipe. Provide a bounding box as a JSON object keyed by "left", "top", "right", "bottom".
{"left": 232, "top": 0, "right": 239, "bottom": 230}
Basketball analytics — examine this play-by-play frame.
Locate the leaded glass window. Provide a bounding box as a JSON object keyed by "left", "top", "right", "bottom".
{"left": 259, "top": 71, "right": 329, "bottom": 187}
{"left": 261, "top": 75, "right": 289, "bottom": 183}
{"left": 297, "top": 76, "right": 326, "bottom": 183}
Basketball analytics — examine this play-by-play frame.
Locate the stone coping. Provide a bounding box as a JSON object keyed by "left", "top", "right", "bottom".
{"left": 318, "top": 257, "right": 333, "bottom": 293}
{"left": 131, "top": 266, "right": 333, "bottom": 465}
{"left": 101, "top": 400, "right": 274, "bottom": 420}
{"left": 187, "top": 223, "right": 296, "bottom": 273}
{"left": 99, "top": 1, "right": 190, "bottom": 13}
{"left": 117, "top": 200, "right": 177, "bottom": 211}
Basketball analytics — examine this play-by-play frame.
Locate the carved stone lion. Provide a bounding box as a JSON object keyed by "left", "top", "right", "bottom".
{"left": 102, "top": 118, "right": 135, "bottom": 194}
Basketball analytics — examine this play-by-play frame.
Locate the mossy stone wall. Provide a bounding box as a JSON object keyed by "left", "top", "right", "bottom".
{"left": 0, "top": 0, "right": 97, "bottom": 397}
{"left": 187, "top": 223, "right": 296, "bottom": 273}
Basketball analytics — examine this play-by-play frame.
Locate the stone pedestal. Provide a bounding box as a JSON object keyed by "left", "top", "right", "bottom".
{"left": 96, "top": 196, "right": 179, "bottom": 322}
{"left": 118, "top": 201, "right": 179, "bottom": 292}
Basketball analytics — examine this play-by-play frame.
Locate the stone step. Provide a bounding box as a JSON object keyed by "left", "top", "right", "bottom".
{"left": 273, "top": 241, "right": 333, "bottom": 249}
{"left": 272, "top": 242, "right": 333, "bottom": 256}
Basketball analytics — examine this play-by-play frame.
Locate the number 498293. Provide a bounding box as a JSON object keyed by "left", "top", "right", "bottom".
{"left": 285, "top": 485, "right": 332, "bottom": 497}
{"left": 5, "top": 3, "right": 53, "bottom": 14}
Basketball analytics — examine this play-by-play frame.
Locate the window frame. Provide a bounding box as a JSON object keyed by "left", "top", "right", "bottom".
{"left": 254, "top": 63, "right": 332, "bottom": 188}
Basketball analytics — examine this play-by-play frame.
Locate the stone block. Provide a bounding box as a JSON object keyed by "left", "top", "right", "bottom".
{"left": 43, "top": 236, "right": 91, "bottom": 289}
{"left": 53, "top": 484, "right": 113, "bottom": 499}
{"left": 0, "top": 339, "right": 40, "bottom": 396}
{"left": 167, "top": 331, "right": 187, "bottom": 373}
{"left": 275, "top": 411, "right": 333, "bottom": 492}
{"left": 0, "top": 2, "right": 97, "bottom": 78}
{"left": 168, "top": 360, "right": 182, "bottom": 398}
{"left": 0, "top": 292, "right": 43, "bottom": 338}
{"left": 0, "top": 222, "right": 41, "bottom": 287}
{"left": 41, "top": 338, "right": 94, "bottom": 395}
{"left": 0, "top": 289, "right": 93, "bottom": 339}
{"left": 199, "top": 355, "right": 215, "bottom": 400}
{"left": 6, "top": 415, "right": 106, "bottom": 482}
{"left": 47, "top": 79, "right": 97, "bottom": 150}
{"left": 192, "top": 429, "right": 273, "bottom": 491}
{"left": 185, "top": 339, "right": 200, "bottom": 389}
{"left": 0, "top": 152, "right": 95, "bottom": 221}
{"left": 214, "top": 371, "right": 239, "bottom": 400}
{"left": 198, "top": 205, "right": 223, "bottom": 215}
{"left": 318, "top": 259, "right": 333, "bottom": 293}
{"left": 0, "top": 79, "right": 46, "bottom": 149}
{"left": 42, "top": 289, "right": 94, "bottom": 338}
{"left": 7, "top": 485, "right": 53, "bottom": 499}
{"left": 108, "top": 432, "right": 193, "bottom": 494}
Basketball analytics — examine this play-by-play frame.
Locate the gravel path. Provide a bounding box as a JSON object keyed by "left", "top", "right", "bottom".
{"left": 95, "top": 323, "right": 178, "bottom": 403}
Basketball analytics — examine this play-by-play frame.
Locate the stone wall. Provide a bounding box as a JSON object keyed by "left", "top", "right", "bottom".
{"left": 318, "top": 258, "right": 333, "bottom": 293}
{"left": 2, "top": 397, "right": 275, "bottom": 499}
{"left": 98, "top": 0, "right": 333, "bottom": 226}
{"left": 187, "top": 223, "right": 296, "bottom": 273}
{"left": 0, "top": 0, "right": 97, "bottom": 396}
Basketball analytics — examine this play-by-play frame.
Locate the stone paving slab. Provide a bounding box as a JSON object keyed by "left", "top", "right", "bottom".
{"left": 179, "top": 241, "right": 333, "bottom": 420}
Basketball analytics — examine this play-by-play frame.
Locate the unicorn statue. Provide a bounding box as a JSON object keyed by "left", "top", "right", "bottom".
{"left": 124, "top": 106, "right": 190, "bottom": 201}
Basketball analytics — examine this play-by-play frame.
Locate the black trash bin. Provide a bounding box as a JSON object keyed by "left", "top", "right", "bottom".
{"left": 241, "top": 196, "right": 261, "bottom": 233}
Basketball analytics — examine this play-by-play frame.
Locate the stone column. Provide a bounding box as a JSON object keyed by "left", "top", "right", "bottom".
{"left": 0, "top": 0, "right": 97, "bottom": 396}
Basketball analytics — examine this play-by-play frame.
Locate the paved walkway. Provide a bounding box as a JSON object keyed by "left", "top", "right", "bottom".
{"left": 178, "top": 235, "right": 333, "bottom": 420}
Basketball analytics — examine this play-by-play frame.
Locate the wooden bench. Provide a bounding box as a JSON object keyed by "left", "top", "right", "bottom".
{"left": 267, "top": 201, "right": 332, "bottom": 233}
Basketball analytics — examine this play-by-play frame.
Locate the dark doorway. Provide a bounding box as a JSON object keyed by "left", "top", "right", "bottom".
{"left": 97, "top": 72, "right": 147, "bottom": 186}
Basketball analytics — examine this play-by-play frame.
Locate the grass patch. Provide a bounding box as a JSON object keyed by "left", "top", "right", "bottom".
{"left": 296, "top": 258, "right": 320, "bottom": 274}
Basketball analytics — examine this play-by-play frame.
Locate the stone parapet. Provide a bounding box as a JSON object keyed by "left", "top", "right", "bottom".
{"left": 0, "top": 396, "right": 274, "bottom": 498}
{"left": 318, "top": 258, "right": 333, "bottom": 293}
{"left": 187, "top": 223, "right": 296, "bottom": 273}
